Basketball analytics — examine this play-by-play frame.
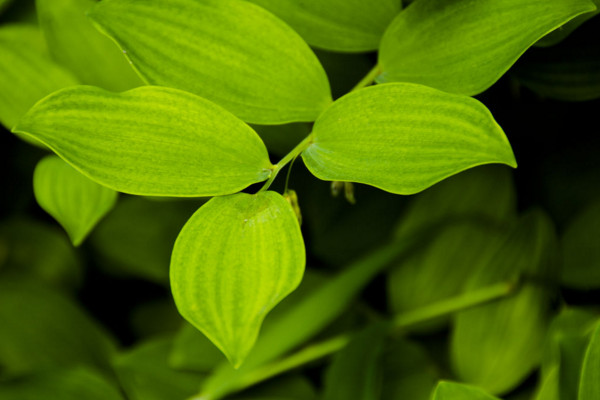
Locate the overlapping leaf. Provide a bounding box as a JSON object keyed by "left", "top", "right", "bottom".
{"left": 301, "top": 83, "right": 516, "bottom": 195}
{"left": 247, "top": 0, "right": 401, "bottom": 52}
{"left": 88, "top": 0, "right": 332, "bottom": 124}
{"left": 170, "top": 191, "right": 305, "bottom": 367}
{"left": 13, "top": 85, "right": 273, "bottom": 197}
{"left": 378, "top": 0, "right": 596, "bottom": 95}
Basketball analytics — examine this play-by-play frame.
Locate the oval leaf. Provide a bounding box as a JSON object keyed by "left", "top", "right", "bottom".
{"left": 36, "top": 0, "right": 142, "bottom": 91}
{"left": 247, "top": 0, "right": 401, "bottom": 52}
{"left": 378, "top": 0, "right": 596, "bottom": 95}
{"left": 34, "top": 155, "right": 118, "bottom": 246}
{"left": 170, "top": 191, "right": 305, "bottom": 367}
{"left": 13, "top": 85, "right": 273, "bottom": 197}
{"left": 301, "top": 83, "right": 516, "bottom": 195}
{"left": 88, "top": 0, "right": 332, "bottom": 124}
{"left": 433, "top": 381, "right": 501, "bottom": 400}
{"left": 580, "top": 323, "right": 600, "bottom": 400}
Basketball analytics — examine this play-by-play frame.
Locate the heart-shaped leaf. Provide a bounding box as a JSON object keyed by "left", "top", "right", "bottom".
{"left": 170, "top": 191, "right": 305, "bottom": 367}
{"left": 88, "top": 0, "right": 332, "bottom": 124}
{"left": 34, "top": 155, "right": 118, "bottom": 246}
{"left": 13, "top": 85, "right": 273, "bottom": 197}
{"left": 301, "top": 83, "right": 516, "bottom": 195}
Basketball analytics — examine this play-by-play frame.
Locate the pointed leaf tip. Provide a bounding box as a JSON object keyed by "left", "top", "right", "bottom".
{"left": 170, "top": 191, "right": 306, "bottom": 366}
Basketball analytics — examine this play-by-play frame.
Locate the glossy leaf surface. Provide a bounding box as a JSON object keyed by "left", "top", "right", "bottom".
{"left": 0, "top": 24, "right": 77, "bottom": 130}
{"left": 36, "top": 0, "right": 141, "bottom": 91}
{"left": 247, "top": 0, "right": 401, "bottom": 52}
{"left": 302, "top": 83, "right": 516, "bottom": 195}
{"left": 34, "top": 155, "right": 118, "bottom": 246}
{"left": 89, "top": 0, "right": 332, "bottom": 124}
{"left": 170, "top": 191, "right": 305, "bottom": 367}
{"left": 14, "top": 86, "right": 273, "bottom": 197}
{"left": 433, "top": 381, "right": 500, "bottom": 400}
{"left": 451, "top": 210, "right": 557, "bottom": 394}
{"left": 580, "top": 323, "right": 600, "bottom": 400}
{"left": 378, "top": 0, "right": 596, "bottom": 95}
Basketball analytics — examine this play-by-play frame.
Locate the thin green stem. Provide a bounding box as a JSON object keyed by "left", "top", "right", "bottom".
{"left": 258, "top": 133, "right": 314, "bottom": 193}
{"left": 350, "top": 63, "right": 382, "bottom": 93}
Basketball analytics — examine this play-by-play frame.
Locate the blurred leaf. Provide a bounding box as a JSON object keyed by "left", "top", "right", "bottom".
{"left": 0, "top": 0, "right": 14, "bottom": 14}
{"left": 36, "top": 0, "right": 141, "bottom": 91}
{"left": 0, "top": 218, "right": 81, "bottom": 289}
{"left": 322, "top": 323, "right": 388, "bottom": 400}
{"left": 580, "top": 323, "right": 600, "bottom": 400}
{"left": 88, "top": 0, "right": 332, "bottom": 124}
{"left": 91, "top": 197, "right": 198, "bottom": 283}
{"left": 247, "top": 0, "right": 401, "bottom": 52}
{"left": 171, "top": 192, "right": 305, "bottom": 367}
{"left": 114, "top": 335, "right": 204, "bottom": 400}
{"left": 432, "top": 381, "right": 501, "bottom": 400}
{"left": 14, "top": 85, "right": 273, "bottom": 197}
{"left": 514, "top": 18, "right": 600, "bottom": 102}
{"left": 534, "top": 365, "right": 560, "bottom": 400}
{"left": 451, "top": 210, "right": 558, "bottom": 395}
{"left": 236, "top": 374, "right": 317, "bottom": 400}
{"left": 380, "top": 339, "right": 439, "bottom": 400}
{"left": 302, "top": 83, "right": 516, "bottom": 195}
{"left": 561, "top": 199, "right": 600, "bottom": 288}
{"left": 378, "top": 0, "right": 596, "bottom": 95}
{"left": 169, "top": 323, "right": 226, "bottom": 372}
{"left": 130, "top": 299, "right": 184, "bottom": 339}
{"left": 388, "top": 221, "right": 509, "bottom": 332}
{"left": 0, "top": 24, "right": 77, "bottom": 133}
{"left": 535, "top": 2, "right": 600, "bottom": 47}
{"left": 0, "top": 367, "right": 124, "bottom": 400}
{"left": 33, "top": 155, "right": 118, "bottom": 246}
{"left": 0, "top": 278, "right": 116, "bottom": 378}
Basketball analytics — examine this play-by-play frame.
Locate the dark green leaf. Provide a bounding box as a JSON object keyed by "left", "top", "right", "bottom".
{"left": 170, "top": 192, "right": 305, "bottom": 367}
{"left": 432, "top": 381, "right": 501, "bottom": 400}
{"left": 302, "top": 83, "right": 516, "bottom": 195}
{"left": 36, "top": 0, "right": 142, "bottom": 91}
{"left": 13, "top": 85, "right": 273, "bottom": 197}
{"left": 580, "top": 323, "right": 600, "bottom": 400}
{"left": 169, "top": 323, "right": 225, "bottom": 372}
{"left": 34, "top": 155, "right": 118, "bottom": 246}
{"left": 378, "top": 0, "right": 596, "bottom": 95}
{"left": 535, "top": 1, "right": 600, "bottom": 47}
{"left": 88, "top": 0, "right": 332, "bottom": 124}
{"left": 247, "top": 0, "right": 401, "bottom": 52}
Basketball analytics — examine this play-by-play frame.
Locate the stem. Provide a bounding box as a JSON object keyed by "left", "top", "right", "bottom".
{"left": 258, "top": 133, "right": 314, "bottom": 193}
{"left": 350, "top": 63, "right": 382, "bottom": 93}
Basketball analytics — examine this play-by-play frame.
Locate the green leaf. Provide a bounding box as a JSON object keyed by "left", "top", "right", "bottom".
{"left": 170, "top": 191, "right": 305, "bottom": 368}
{"left": 378, "top": 0, "right": 596, "bottom": 95}
{"left": 535, "top": 365, "right": 560, "bottom": 400}
{"left": 0, "top": 218, "right": 82, "bottom": 290}
{"left": 0, "top": 0, "right": 14, "bottom": 14}
{"left": 301, "top": 83, "right": 516, "bottom": 195}
{"left": 432, "top": 381, "right": 501, "bottom": 400}
{"left": 246, "top": 0, "right": 401, "bottom": 52}
{"left": 34, "top": 155, "right": 118, "bottom": 246}
{"left": 322, "top": 323, "right": 388, "bottom": 400}
{"left": 36, "top": 0, "right": 141, "bottom": 91}
{"left": 580, "top": 323, "right": 600, "bottom": 400}
{"left": 0, "top": 367, "right": 125, "bottom": 400}
{"left": 0, "top": 278, "right": 116, "bottom": 378}
{"left": 88, "top": 0, "right": 332, "bottom": 124}
{"left": 90, "top": 197, "right": 200, "bottom": 284}
{"left": 560, "top": 199, "right": 600, "bottom": 288}
{"left": 114, "top": 336, "right": 204, "bottom": 400}
{"left": 13, "top": 85, "right": 273, "bottom": 197}
{"left": 535, "top": 1, "right": 600, "bottom": 47}
{"left": 169, "top": 323, "right": 226, "bottom": 372}
{"left": 0, "top": 24, "right": 77, "bottom": 131}
{"left": 451, "top": 210, "right": 557, "bottom": 394}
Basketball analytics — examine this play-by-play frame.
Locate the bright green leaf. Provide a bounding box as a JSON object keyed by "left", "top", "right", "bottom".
{"left": 13, "top": 85, "right": 273, "bottom": 197}
{"left": 0, "top": 367, "right": 124, "bottom": 400}
{"left": 170, "top": 191, "right": 305, "bottom": 368}
{"left": 34, "top": 155, "right": 118, "bottom": 246}
{"left": 88, "top": 0, "right": 332, "bottom": 124}
{"left": 0, "top": 24, "right": 77, "bottom": 131}
{"left": 36, "top": 0, "right": 141, "bottom": 91}
{"left": 0, "top": 278, "right": 116, "bottom": 378}
{"left": 378, "top": 0, "right": 596, "bottom": 95}
{"left": 246, "top": 0, "right": 401, "bottom": 52}
{"left": 432, "top": 381, "right": 501, "bottom": 400}
{"left": 322, "top": 323, "right": 388, "bottom": 400}
{"left": 580, "top": 323, "right": 600, "bottom": 400}
{"left": 302, "top": 83, "right": 516, "bottom": 195}
{"left": 536, "top": 1, "right": 600, "bottom": 47}
{"left": 451, "top": 210, "right": 557, "bottom": 395}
